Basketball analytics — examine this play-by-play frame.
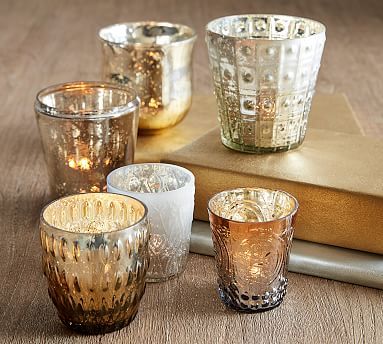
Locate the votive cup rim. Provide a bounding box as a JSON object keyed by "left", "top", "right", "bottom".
{"left": 40, "top": 192, "right": 148, "bottom": 235}
{"left": 206, "top": 13, "right": 326, "bottom": 40}
{"left": 98, "top": 21, "right": 197, "bottom": 48}
{"left": 35, "top": 81, "right": 140, "bottom": 120}
{"left": 207, "top": 187, "right": 299, "bottom": 225}
{"left": 106, "top": 163, "right": 195, "bottom": 195}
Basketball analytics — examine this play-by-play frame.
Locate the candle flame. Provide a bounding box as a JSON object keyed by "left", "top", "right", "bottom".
{"left": 79, "top": 158, "right": 91, "bottom": 170}
{"left": 68, "top": 159, "right": 76, "bottom": 169}
{"left": 148, "top": 98, "right": 159, "bottom": 109}
{"left": 68, "top": 157, "right": 91, "bottom": 171}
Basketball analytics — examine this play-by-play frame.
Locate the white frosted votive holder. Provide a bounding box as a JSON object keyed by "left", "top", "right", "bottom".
{"left": 107, "top": 163, "right": 195, "bottom": 282}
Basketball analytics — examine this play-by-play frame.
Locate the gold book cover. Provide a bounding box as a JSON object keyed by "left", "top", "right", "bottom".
{"left": 159, "top": 95, "right": 383, "bottom": 255}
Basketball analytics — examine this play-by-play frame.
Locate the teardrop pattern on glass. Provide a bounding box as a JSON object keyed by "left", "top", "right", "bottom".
{"left": 40, "top": 195, "right": 149, "bottom": 334}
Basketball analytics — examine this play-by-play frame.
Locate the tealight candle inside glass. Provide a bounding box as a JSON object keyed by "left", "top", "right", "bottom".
{"left": 107, "top": 163, "right": 195, "bottom": 282}
{"left": 40, "top": 193, "right": 149, "bottom": 334}
{"left": 35, "top": 81, "right": 140, "bottom": 197}
{"left": 208, "top": 188, "right": 298, "bottom": 312}
{"left": 99, "top": 22, "right": 196, "bottom": 133}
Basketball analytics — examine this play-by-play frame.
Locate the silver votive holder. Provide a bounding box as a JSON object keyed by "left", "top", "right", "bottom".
{"left": 206, "top": 14, "right": 326, "bottom": 153}
{"left": 35, "top": 81, "right": 140, "bottom": 197}
{"left": 107, "top": 163, "right": 195, "bottom": 282}
{"left": 99, "top": 22, "right": 196, "bottom": 133}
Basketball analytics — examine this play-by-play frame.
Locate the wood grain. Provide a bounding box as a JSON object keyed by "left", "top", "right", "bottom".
{"left": 0, "top": 0, "right": 382, "bottom": 343}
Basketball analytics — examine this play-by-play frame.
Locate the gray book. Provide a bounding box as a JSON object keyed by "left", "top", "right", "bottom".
{"left": 191, "top": 221, "right": 383, "bottom": 290}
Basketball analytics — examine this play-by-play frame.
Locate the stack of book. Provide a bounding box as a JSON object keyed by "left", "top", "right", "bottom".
{"left": 136, "top": 93, "right": 383, "bottom": 289}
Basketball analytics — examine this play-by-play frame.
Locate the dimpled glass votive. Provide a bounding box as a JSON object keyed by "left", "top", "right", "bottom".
{"left": 35, "top": 81, "right": 140, "bottom": 197}
{"left": 40, "top": 193, "right": 149, "bottom": 334}
{"left": 208, "top": 188, "right": 298, "bottom": 312}
{"left": 206, "top": 15, "right": 326, "bottom": 153}
{"left": 99, "top": 22, "right": 196, "bottom": 132}
{"left": 107, "top": 163, "right": 195, "bottom": 282}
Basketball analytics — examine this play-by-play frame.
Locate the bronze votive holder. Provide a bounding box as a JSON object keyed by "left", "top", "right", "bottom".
{"left": 40, "top": 193, "right": 149, "bottom": 334}
{"left": 208, "top": 187, "right": 298, "bottom": 312}
{"left": 35, "top": 81, "right": 140, "bottom": 197}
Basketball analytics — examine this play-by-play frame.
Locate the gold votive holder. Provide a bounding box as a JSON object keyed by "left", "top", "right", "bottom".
{"left": 35, "top": 81, "right": 140, "bottom": 197}
{"left": 40, "top": 193, "right": 149, "bottom": 334}
{"left": 208, "top": 187, "right": 298, "bottom": 312}
{"left": 99, "top": 22, "right": 196, "bottom": 133}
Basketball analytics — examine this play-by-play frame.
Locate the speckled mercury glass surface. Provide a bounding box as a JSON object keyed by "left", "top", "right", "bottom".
{"left": 99, "top": 22, "right": 196, "bottom": 132}
{"left": 40, "top": 193, "right": 149, "bottom": 334}
{"left": 208, "top": 188, "right": 298, "bottom": 312}
{"left": 35, "top": 82, "right": 139, "bottom": 197}
{"left": 206, "top": 15, "right": 326, "bottom": 153}
{"left": 107, "top": 163, "right": 195, "bottom": 282}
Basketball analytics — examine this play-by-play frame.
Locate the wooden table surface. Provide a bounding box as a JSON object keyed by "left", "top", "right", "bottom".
{"left": 0, "top": 0, "right": 382, "bottom": 343}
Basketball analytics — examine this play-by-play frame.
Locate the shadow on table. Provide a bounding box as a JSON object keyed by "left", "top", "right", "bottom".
{"left": 0, "top": 292, "right": 84, "bottom": 340}
{"left": 141, "top": 263, "right": 237, "bottom": 318}
{"left": 169, "top": 278, "right": 231, "bottom": 316}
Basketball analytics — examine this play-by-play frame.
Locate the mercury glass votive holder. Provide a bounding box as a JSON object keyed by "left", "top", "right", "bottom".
{"left": 40, "top": 193, "right": 149, "bottom": 334}
{"left": 35, "top": 81, "right": 140, "bottom": 197}
{"left": 206, "top": 15, "right": 326, "bottom": 153}
{"left": 99, "top": 22, "right": 196, "bottom": 133}
{"left": 208, "top": 188, "right": 298, "bottom": 312}
{"left": 107, "top": 163, "right": 195, "bottom": 282}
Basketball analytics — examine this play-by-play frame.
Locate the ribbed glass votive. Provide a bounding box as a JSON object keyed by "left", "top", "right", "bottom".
{"left": 208, "top": 188, "right": 298, "bottom": 312}
{"left": 99, "top": 22, "right": 196, "bottom": 132}
{"left": 40, "top": 193, "right": 149, "bottom": 334}
{"left": 35, "top": 81, "right": 140, "bottom": 197}
{"left": 107, "top": 163, "right": 195, "bottom": 282}
{"left": 206, "top": 15, "right": 326, "bottom": 153}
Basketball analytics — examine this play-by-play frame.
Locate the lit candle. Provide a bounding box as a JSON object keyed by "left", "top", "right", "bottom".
{"left": 208, "top": 187, "right": 298, "bottom": 312}
{"left": 99, "top": 22, "right": 196, "bottom": 133}
{"left": 40, "top": 193, "right": 149, "bottom": 334}
{"left": 35, "top": 81, "right": 140, "bottom": 196}
{"left": 67, "top": 157, "right": 91, "bottom": 170}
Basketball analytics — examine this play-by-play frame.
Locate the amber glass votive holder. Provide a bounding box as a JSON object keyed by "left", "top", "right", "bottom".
{"left": 35, "top": 81, "right": 140, "bottom": 197}
{"left": 208, "top": 187, "right": 298, "bottom": 312}
{"left": 40, "top": 193, "right": 149, "bottom": 334}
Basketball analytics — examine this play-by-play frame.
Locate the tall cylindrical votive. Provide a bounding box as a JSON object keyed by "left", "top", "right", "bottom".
{"left": 107, "top": 163, "right": 195, "bottom": 282}
{"left": 208, "top": 187, "right": 298, "bottom": 312}
{"left": 40, "top": 193, "right": 149, "bottom": 334}
{"left": 99, "top": 22, "right": 196, "bottom": 132}
{"left": 35, "top": 81, "right": 140, "bottom": 196}
{"left": 206, "top": 15, "right": 326, "bottom": 153}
